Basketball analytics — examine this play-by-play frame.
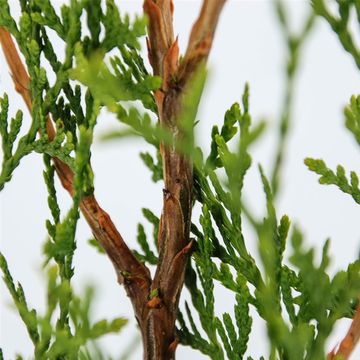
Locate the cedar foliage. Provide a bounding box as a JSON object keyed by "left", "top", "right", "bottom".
{"left": 1, "top": 1, "right": 360, "bottom": 359}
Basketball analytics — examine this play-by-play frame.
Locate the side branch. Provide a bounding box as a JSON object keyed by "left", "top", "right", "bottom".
{"left": 179, "top": 0, "right": 226, "bottom": 84}
{"left": 0, "top": 28, "right": 32, "bottom": 111}
{"left": 0, "top": 27, "right": 151, "bottom": 318}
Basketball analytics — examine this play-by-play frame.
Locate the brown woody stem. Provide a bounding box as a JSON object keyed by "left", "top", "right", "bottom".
{"left": 328, "top": 299, "right": 360, "bottom": 360}
{"left": 1, "top": 0, "right": 226, "bottom": 356}
{"left": 0, "top": 26, "right": 151, "bottom": 324}
{"left": 142, "top": 1, "right": 226, "bottom": 358}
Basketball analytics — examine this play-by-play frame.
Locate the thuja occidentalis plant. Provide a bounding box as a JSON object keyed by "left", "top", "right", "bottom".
{"left": 1, "top": 0, "right": 360, "bottom": 359}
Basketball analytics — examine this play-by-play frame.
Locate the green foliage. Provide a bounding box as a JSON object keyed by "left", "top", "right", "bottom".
{"left": 0, "top": 0, "right": 146, "bottom": 357}
{"left": 345, "top": 94, "right": 360, "bottom": 145}
{"left": 0, "top": 93, "right": 32, "bottom": 189}
{"left": 176, "top": 82, "right": 360, "bottom": 359}
{"left": 0, "top": 256, "right": 126, "bottom": 359}
{"left": 140, "top": 150, "right": 163, "bottom": 182}
{"left": 133, "top": 223, "right": 158, "bottom": 265}
{"left": 1, "top": 0, "right": 360, "bottom": 359}
{"left": 88, "top": 238, "right": 106, "bottom": 254}
{"left": 305, "top": 158, "right": 360, "bottom": 204}
{"left": 0, "top": 253, "right": 40, "bottom": 346}
{"left": 70, "top": 46, "right": 160, "bottom": 112}
{"left": 271, "top": 2, "right": 315, "bottom": 196}
{"left": 141, "top": 207, "right": 160, "bottom": 252}
{"left": 312, "top": 0, "right": 360, "bottom": 69}
{"left": 304, "top": 91, "right": 360, "bottom": 206}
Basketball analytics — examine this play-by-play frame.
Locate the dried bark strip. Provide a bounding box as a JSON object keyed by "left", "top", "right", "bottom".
{"left": 0, "top": 27, "right": 151, "bottom": 322}
{"left": 142, "top": 1, "right": 226, "bottom": 358}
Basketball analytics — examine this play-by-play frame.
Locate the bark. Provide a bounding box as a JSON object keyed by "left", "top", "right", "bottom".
{"left": 328, "top": 298, "right": 360, "bottom": 359}
{"left": 0, "top": 0, "right": 226, "bottom": 358}
{"left": 142, "top": 1, "right": 226, "bottom": 358}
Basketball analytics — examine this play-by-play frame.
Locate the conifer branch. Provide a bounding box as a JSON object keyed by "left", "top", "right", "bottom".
{"left": 3, "top": 1, "right": 359, "bottom": 359}
{"left": 0, "top": 27, "right": 151, "bottom": 317}
{"left": 143, "top": 0, "right": 174, "bottom": 78}
{"left": 0, "top": 28, "right": 32, "bottom": 111}
{"left": 142, "top": 1, "right": 226, "bottom": 358}
{"left": 179, "top": 0, "right": 226, "bottom": 84}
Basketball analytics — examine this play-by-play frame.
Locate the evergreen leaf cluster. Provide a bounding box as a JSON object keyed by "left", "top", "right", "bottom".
{"left": 1, "top": 0, "right": 360, "bottom": 359}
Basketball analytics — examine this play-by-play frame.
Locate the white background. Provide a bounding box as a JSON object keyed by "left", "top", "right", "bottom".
{"left": 1, "top": 0, "right": 360, "bottom": 359}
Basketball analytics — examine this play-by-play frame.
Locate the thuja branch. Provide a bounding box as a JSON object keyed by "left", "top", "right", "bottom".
{"left": 179, "top": 0, "right": 227, "bottom": 83}
{"left": 311, "top": 2, "right": 360, "bottom": 356}
{"left": 0, "top": 0, "right": 227, "bottom": 357}
{"left": 270, "top": 2, "right": 315, "bottom": 197}
{"left": 0, "top": 27, "right": 151, "bottom": 321}
{"left": 2, "top": 1, "right": 360, "bottom": 359}
{"left": 140, "top": 0, "right": 226, "bottom": 359}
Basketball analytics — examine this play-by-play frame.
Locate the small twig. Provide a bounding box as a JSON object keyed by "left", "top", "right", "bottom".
{"left": 178, "top": 0, "right": 226, "bottom": 84}
{"left": 0, "top": 27, "right": 151, "bottom": 316}
{"left": 270, "top": 4, "right": 315, "bottom": 198}
{"left": 328, "top": 301, "right": 360, "bottom": 360}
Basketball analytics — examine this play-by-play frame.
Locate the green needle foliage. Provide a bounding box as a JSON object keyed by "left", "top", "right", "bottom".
{"left": 1, "top": 0, "right": 360, "bottom": 359}
{"left": 0, "top": 0, "right": 143, "bottom": 358}
{"left": 312, "top": 0, "right": 360, "bottom": 69}
{"left": 271, "top": 1, "right": 315, "bottom": 197}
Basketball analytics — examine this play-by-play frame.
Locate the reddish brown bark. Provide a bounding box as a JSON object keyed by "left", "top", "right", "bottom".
{"left": 0, "top": 1, "right": 226, "bottom": 358}
{"left": 142, "top": 1, "right": 226, "bottom": 358}
{"left": 328, "top": 299, "right": 360, "bottom": 360}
